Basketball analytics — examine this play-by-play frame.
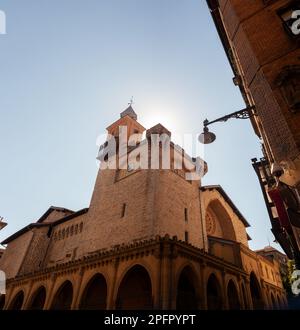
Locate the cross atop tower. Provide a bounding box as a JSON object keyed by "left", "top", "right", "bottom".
{"left": 120, "top": 98, "right": 138, "bottom": 121}
{"left": 0, "top": 216, "right": 7, "bottom": 231}
{"left": 128, "top": 96, "right": 134, "bottom": 107}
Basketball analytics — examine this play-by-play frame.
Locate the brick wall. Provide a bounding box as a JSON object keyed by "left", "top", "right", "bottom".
{"left": 0, "top": 231, "right": 33, "bottom": 279}
{"left": 19, "top": 227, "right": 50, "bottom": 275}
{"left": 217, "top": 0, "right": 300, "bottom": 182}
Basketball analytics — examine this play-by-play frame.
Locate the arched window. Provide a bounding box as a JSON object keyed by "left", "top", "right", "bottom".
{"left": 176, "top": 266, "right": 198, "bottom": 310}
{"left": 50, "top": 281, "right": 73, "bottom": 310}
{"left": 79, "top": 274, "right": 107, "bottom": 310}
{"left": 116, "top": 265, "right": 152, "bottom": 310}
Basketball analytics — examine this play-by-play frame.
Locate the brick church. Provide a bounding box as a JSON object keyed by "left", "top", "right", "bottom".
{"left": 0, "top": 107, "right": 287, "bottom": 310}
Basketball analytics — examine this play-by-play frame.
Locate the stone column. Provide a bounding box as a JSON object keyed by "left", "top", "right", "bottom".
{"left": 71, "top": 267, "right": 84, "bottom": 309}
{"left": 22, "top": 280, "right": 34, "bottom": 310}
{"left": 43, "top": 273, "right": 57, "bottom": 310}
{"left": 244, "top": 278, "right": 253, "bottom": 310}
{"left": 152, "top": 241, "right": 162, "bottom": 310}
{"left": 236, "top": 275, "right": 244, "bottom": 310}
{"left": 107, "top": 257, "right": 119, "bottom": 310}
{"left": 221, "top": 269, "right": 228, "bottom": 310}
{"left": 260, "top": 281, "right": 269, "bottom": 310}
{"left": 3, "top": 284, "right": 15, "bottom": 310}
{"left": 159, "top": 237, "right": 173, "bottom": 310}
{"left": 199, "top": 262, "right": 207, "bottom": 310}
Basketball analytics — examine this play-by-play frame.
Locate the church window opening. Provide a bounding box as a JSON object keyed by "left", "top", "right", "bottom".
{"left": 184, "top": 208, "right": 188, "bottom": 222}
{"left": 185, "top": 231, "right": 189, "bottom": 243}
{"left": 121, "top": 203, "right": 127, "bottom": 218}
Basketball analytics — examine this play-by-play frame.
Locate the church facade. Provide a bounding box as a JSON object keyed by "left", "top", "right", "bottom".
{"left": 0, "top": 107, "right": 287, "bottom": 310}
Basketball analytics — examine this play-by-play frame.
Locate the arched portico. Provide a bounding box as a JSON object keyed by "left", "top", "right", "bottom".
{"left": 176, "top": 266, "right": 199, "bottom": 310}
{"left": 50, "top": 280, "right": 73, "bottom": 310}
{"left": 116, "top": 265, "right": 153, "bottom": 310}
{"left": 79, "top": 273, "right": 107, "bottom": 310}
{"left": 7, "top": 290, "right": 24, "bottom": 310}
{"left": 28, "top": 286, "right": 47, "bottom": 310}
{"left": 227, "top": 280, "right": 241, "bottom": 310}
{"left": 206, "top": 273, "right": 223, "bottom": 310}
{"left": 249, "top": 273, "right": 264, "bottom": 310}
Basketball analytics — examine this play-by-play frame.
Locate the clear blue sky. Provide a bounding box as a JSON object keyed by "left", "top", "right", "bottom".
{"left": 0, "top": 0, "right": 279, "bottom": 251}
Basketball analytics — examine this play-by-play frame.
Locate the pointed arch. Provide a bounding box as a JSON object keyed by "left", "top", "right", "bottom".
{"left": 79, "top": 273, "right": 107, "bottom": 310}
{"left": 50, "top": 280, "right": 73, "bottom": 310}
{"left": 116, "top": 265, "right": 152, "bottom": 310}
{"left": 249, "top": 272, "right": 264, "bottom": 310}
{"left": 7, "top": 290, "right": 24, "bottom": 310}
{"left": 28, "top": 286, "right": 47, "bottom": 310}
{"left": 206, "top": 273, "right": 223, "bottom": 310}
{"left": 176, "top": 265, "right": 199, "bottom": 310}
{"left": 227, "top": 280, "right": 241, "bottom": 310}
{"left": 206, "top": 199, "right": 236, "bottom": 241}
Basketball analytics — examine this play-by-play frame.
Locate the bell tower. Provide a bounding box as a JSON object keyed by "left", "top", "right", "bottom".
{"left": 106, "top": 105, "right": 146, "bottom": 141}
{"left": 85, "top": 105, "right": 205, "bottom": 253}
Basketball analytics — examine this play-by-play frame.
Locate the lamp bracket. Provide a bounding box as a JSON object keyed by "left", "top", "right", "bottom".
{"left": 203, "top": 106, "right": 256, "bottom": 127}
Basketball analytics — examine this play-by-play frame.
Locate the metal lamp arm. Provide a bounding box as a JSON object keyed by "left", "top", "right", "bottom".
{"left": 203, "top": 106, "right": 256, "bottom": 127}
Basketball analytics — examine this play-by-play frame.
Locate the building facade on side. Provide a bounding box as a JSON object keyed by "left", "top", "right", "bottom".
{"left": 206, "top": 0, "right": 300, "bottom": 266}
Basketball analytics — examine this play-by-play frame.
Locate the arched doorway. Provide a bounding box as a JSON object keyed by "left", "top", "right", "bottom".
{"left": 0, "top": 294, "right": 5, "bottom": 310}
{"left": 28, "top": 286, "right": 46, "bottom": 310}
{"left": 227, "top": 280, "right": 240, "bottom": 310}
{"left": 176, "top": 266, "right": 198, "bottom": 310}
{"left": 207, "top": 274, "right": 222, "bottom": 310}
{"left": 79, "top": 274, "right": 107, "bottom": 310}
{"left": 116, "top": 265, "right": 152, "bottom": 310}
{"left": 8, "top": 291, "right": 24, "bottom": 310}
{"left": 50, "top": 281, "right": 73, "bottom": 310}
{"left": 270, "top": 292, "right": 277, "bottom": 310}
{"left": 249, "top": 273, "right": 264, "bottom": 310}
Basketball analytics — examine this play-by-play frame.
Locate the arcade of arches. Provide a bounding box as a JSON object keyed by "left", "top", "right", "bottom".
{"left": 0, "top": 236, "right": 287, "bottom": 310}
